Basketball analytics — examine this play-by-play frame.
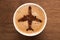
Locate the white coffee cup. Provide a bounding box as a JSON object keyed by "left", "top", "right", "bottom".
{"left": 13, "top": 3, "right": 47, "bottom": 36}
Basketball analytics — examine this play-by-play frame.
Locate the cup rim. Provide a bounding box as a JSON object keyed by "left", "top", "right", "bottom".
{"left": 13, "top": 3, "right": 47, "bottom": 36}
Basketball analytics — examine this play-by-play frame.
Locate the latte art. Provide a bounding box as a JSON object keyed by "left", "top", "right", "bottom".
{"left": 18, "top": 6, "right": 42, "bottom": 31}
{"left": 13, "top": 3, "right": 47, "bottom": 36}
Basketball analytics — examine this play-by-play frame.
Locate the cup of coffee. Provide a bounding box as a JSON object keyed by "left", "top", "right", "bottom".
{"left": 13, "top": 3, "right": 47, "bottom": 36}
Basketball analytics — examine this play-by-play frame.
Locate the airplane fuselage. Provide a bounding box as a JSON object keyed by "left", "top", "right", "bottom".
{"left": 26, "top": 15, "right": 36, "bottom": 21}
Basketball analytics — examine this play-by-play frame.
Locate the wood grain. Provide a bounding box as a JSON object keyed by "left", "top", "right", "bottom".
{"left": 0, "top": 0, "right": 60, "bottom": 40}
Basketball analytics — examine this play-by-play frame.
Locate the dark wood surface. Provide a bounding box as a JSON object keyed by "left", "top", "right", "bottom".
{"left": 0, "top": 0, "right": 60, "bottom": 40}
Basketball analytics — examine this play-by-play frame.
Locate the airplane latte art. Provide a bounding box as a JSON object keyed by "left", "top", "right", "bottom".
{"left": 18, "top": 6, "right": 42, "bottom": 31}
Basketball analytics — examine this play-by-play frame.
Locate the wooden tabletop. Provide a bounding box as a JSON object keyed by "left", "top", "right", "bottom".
{"left": 0, "top": 0, "right": 60, "bottom": 40}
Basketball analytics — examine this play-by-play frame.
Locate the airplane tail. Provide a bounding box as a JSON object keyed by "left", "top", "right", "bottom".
{"left": 26, "top": 27, "right": 34, "bottom": 31}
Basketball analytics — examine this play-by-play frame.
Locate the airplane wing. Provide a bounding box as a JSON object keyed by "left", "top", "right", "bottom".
{"left": 18, "top": 16, "right": 27, "bottom": 22}
{"left": 34, "top": 18, "right": 42, "bottom": 22}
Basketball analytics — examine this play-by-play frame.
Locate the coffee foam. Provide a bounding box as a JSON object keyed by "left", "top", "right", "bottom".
{"left": 13, "top": 3, "right": 47, "bottom": 36}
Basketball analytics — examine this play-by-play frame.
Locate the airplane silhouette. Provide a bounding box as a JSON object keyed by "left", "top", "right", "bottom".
{"left": 18, "top": 6, "right": 42, "bottom": 31}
